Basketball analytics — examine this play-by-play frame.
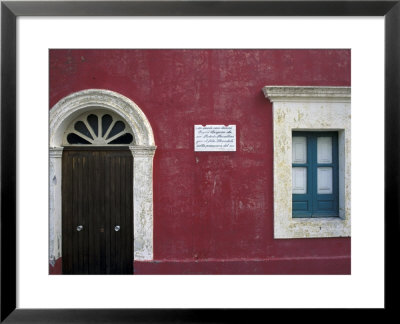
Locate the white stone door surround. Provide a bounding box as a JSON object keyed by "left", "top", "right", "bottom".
{"left": 49, "top": 89, "right": 156, "bottom": 265}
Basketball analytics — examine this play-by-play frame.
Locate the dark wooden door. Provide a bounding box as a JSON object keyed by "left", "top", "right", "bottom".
{"left": 62, "top": 148, "right": 133, "bottom": 274}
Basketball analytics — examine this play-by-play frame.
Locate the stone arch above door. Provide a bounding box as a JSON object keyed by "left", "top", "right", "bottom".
{"left": 50, "top": 89, "right": 155, "bottom": 147}
{"left": 49, "top": 89, "right": 156, "bottom": 267}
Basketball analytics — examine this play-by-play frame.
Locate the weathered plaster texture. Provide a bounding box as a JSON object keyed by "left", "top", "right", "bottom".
{"left": 49, "top": 89, "right": 156, "bottom": 262}
{"left": 263, "top": 86, "right": 351, "bottom": 239}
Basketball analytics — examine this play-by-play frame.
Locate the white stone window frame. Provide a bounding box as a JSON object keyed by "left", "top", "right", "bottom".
{"left": 49, "top": 89, "right": 156, "bottom": 265}
{"left": 263, "top": 86, "right": 351, "bottom": 239}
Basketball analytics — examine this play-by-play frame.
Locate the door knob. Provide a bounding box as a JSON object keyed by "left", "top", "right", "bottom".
{"left": 114, "top": 225, "right": 120, "bottom": 232}
{"left": 76, "top": 225, "right": 83, "bottom": 232}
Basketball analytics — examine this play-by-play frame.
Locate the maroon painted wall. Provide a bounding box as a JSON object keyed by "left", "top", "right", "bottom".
{"left": 50, "top": 49, "right": 351, "bottom": 274}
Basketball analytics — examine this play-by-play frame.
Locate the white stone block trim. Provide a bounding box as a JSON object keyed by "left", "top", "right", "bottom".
{"left": 49, "top": 147, "right": 63, "bottom": 266}
{"left": 263, "top": 86, "right": 351, "bottom": 239}
{"left": 130, "top": 145, "right": 156, "bottom": 260}
{"left": 49, "top": 89, "right": 156, "bottom": 262}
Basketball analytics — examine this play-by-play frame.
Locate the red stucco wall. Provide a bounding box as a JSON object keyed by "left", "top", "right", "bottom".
{"left": 50, "top": 49, "right": 351, "bottom": 274}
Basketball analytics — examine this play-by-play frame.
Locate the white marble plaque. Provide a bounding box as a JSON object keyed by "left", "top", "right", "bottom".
{"left": 194, "top": 125, "right": 236, "bottom": 151}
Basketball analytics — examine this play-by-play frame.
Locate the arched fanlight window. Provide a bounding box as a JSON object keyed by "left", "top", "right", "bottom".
{"left": 63, "top": 110, "right": 134, "bottom": 146}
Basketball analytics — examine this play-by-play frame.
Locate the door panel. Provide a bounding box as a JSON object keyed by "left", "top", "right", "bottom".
{"left": 62, "top": 148, "right": 133, "bottom": 274}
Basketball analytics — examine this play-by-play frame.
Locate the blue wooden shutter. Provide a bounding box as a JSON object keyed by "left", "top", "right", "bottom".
{"left": 292, "top": 132, "right": 313, "bottom": 217}
{"left": 313, "top": 132, "right": 339, "bottom": 216}
{"left": 292, "top": 131, "right": 339, "bottom": 218}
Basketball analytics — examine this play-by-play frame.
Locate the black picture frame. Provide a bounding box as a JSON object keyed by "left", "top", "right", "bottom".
{"left": 1, "top": 0, "right": 398, "bottom": 322}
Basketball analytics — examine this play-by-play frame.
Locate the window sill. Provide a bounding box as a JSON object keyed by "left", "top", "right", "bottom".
{"left": 293, "top": 214, "right": 340, "bottom": 219}
{"left": 275, "top": 214, "right": 350, "bottom": 239}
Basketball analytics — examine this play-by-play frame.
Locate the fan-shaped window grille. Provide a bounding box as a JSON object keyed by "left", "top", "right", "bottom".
{"left": 63, "top": 111, "right": 134, "bottom": 146}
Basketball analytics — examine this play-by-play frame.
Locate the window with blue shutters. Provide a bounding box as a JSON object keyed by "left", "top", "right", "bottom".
{"left": 292, "top": 131, "right": 339, "bottom": 218}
